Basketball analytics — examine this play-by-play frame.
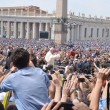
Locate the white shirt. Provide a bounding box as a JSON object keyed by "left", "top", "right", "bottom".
{"left": 45, "top": 51, "right": 60, "bottom": 66}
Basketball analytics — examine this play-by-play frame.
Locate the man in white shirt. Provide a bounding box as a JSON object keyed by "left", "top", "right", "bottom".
{"left": 45, "top": 48, "right": 60, "bottom": 66}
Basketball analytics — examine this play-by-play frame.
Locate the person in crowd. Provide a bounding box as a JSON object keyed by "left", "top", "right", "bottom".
{"left": 45, "top": 47, "right": 61, "bottom": 66}
{"left": 7, "top": 103, "right": 18, "bottom": 110}
{"left": 0, "top": 48, "right": 50, "bottom": 110}
{"left": 0, "top": 38, "right": 110, "bottom": 110}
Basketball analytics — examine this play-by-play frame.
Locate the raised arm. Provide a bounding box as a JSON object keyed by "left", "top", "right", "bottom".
{"left": 90, "top": 68, "right": 110, "bottom": 110}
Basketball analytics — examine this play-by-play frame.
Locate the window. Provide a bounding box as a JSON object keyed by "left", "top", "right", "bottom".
{"left": 84, "top": 28, "right": 87, "bottom": 38}
{"left": 91, "top": 28, "right": 93, "bottom": 37}
{"left": 97, "top": 28, "right": 99, "bottom": 37}
{"left": 102, "top": 29, "right": 104, "bottom": 37}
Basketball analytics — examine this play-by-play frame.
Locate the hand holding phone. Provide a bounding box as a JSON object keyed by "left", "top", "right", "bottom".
{"left": 78, "top": 78, "right": 85, "bottom": 82}
{"left": 52, "top": 102, "right": 74, "bottom": 110}
{"left": 41, "top": 100, "right": 74, "bottom": 110}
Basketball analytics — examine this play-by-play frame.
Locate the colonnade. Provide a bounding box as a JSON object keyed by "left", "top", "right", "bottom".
{"left": 0, "top": 21, "right": 51, "bottom": 39}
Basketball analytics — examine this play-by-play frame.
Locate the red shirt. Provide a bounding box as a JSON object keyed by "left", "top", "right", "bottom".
{"left": 69, "top": 51, "right": 75, "bottom": 57}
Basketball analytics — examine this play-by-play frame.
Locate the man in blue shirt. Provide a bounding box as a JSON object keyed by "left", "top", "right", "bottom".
{"left": 0, "top": 48, "right": 50, "bottom": 110}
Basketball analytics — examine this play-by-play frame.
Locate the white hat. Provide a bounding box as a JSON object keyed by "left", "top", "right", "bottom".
{"left": 50, "top": 47, "right": 54, "bottom": 51}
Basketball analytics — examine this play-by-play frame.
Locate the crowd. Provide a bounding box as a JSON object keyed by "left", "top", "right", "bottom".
{"left": 0, "top": 38, "right": 109, "bottom": 110}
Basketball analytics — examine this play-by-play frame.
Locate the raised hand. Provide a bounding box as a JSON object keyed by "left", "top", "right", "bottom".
{"left": 52, "top": 74, "right": 61, "bottom": 88}
{"left": 61, "top": 80, "right": 74, "bottom": 102}
{"left": 41, "top": 100, "right": 64, "bottom": 110}
{"left": 96, "top": 68, "right": 110, "bottom": 80}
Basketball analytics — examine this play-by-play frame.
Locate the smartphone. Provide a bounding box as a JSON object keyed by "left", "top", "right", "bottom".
{"left": 52, "top": 102, "right": 74, "bottom": 110}
{"left": 48, "top": 75, "right": 52, "bottom": 80}
{"left": 85, "top": 75, "right": 91, "bottom": 79}
{"left": 60, "top": 102, "right": 74, "bottom": 110}
{"left": 78, "top": 78, "right": 85, "bottom": 82}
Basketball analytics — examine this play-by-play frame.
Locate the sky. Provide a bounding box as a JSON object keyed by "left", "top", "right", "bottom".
{"left": 0, "top": 0, "right": 110, "bottom": 18}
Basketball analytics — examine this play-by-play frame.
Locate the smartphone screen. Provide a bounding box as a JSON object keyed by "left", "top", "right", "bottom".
{"left": 60, "top": 102, "right": 74, "bottom": 110}
{"left": 52, "top": 102, "right": 74, "bottom": 110}
{"left": 78, "top": 78, "right": 85, "bottom": 82}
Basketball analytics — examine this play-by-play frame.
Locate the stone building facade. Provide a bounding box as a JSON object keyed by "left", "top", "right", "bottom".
{"left": 0, "top": 5, "right": 110, "bottom": 43}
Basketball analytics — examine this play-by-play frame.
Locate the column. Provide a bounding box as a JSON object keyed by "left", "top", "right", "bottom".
{"left": 87, "top": 27, "right": 90, "bottom": 40}
{"left": 35, "top": 23, "right": 39, "bottom": 40}
{"left": 20, "top": 22, "right": 24, "bottom": 38}
{"left": 74, "top": 25, "right": 77, "bottom": 41}
{"left": 71, "top": 26, "right": 74, "bottom": 42}
{"left": 48, "top": 23, "right": 51, "bottom": 40}
{"left": 39, "top": 23, "right": 43, "bottom": 38}
{"left": 33, "top": 22, "right": 37, "bottom": 39}
{"left": 67, "top": 28, "right": 70, "bottom": 42}
{"left": 1, "top": 21, "right": 3, "bottom": 37}
{"left": 26, "top": 22, "right": 30, "bottom": 39}
{"left": 7, "top": 21, "right": 11, "bottom": 38}
{"left": 39, "top": 23, "right": 42, "bottom": 39}
{"left": 39, "top": 23, "right": 42, "bottom": 32}
{"left": 45, "top": 23, "right": 48, "bottom": 31}
{"left": 79, "top": 25, "right": 81, "bottom": 40}
{"left": 77, "top": 25, "right": 79, "bottom": 40}
{"left": 14, "top": 22, "right": 17, "bottom": 38}
{"left": 70, "top": 27, "right": 73, "bottom": 42}
{"left": 46, "top": 23, "right": 51, "bottom": 40}
{"left": 79, "top": 25, "right": 82, "bottom": 40}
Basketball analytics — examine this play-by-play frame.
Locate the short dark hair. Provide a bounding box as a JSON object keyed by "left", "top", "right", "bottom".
{"left": 11, "top": 48, "right": 29, "bottom": 69}
{"left": 7, "top": 104, "right": 18, "bottom": 110}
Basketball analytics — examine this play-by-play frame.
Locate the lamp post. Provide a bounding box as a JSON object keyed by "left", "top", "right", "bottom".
{"left": 65, "top": 22, "right": 77, "bottom": 43}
